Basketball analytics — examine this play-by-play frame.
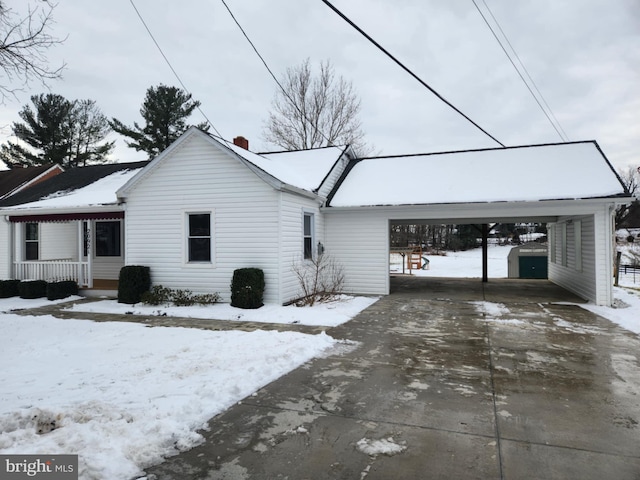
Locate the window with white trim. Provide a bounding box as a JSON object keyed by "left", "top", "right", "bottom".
{"left": 303, "top": 213, "right": 314, "bottom": 260}
{"left": 187, "top": 213, "right": 211, "bottom": 262}
{"left": 25, "top": 222, "right": 38, "bottom": 260}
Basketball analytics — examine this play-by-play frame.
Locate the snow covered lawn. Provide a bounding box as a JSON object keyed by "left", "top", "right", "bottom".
{"left": 66, "top": 295, "right": 379, "bottom": 328}
{"left": 0, "top": 309, "right": 352, "bottom": 479}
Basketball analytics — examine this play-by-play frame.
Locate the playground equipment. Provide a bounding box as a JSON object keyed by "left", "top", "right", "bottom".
{"left": 390, "top": 247, "right": 429, "bottom": 274}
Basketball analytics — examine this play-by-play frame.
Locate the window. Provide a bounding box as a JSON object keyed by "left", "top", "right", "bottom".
{"left": 303, "top": 213, "right": 314, "bottom": 260}
{"left": 25, "top": 223, "right": 38, "bottom": 260}
{"left": 95, "top": 221, "right": 121, "bottom": 257}
{"left": 188, "top": 213, "right": 211, "bottom": 262}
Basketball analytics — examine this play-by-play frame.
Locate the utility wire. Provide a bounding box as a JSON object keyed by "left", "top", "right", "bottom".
{"left": 128, "top": 0, "right": 224, "bottom": 139}
{"left": 473, "top": 0, "right": 569, "bottom": 142}
{"left": 219, "top": 0, "right": 340, "bottom": 150}
{"left": 320, "top": 0, "right": 505, "bottom": 148}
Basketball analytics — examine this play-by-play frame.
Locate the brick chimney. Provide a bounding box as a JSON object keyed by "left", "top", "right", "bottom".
{"left": 233, "top": 136, "right": 249, "bottom": 150}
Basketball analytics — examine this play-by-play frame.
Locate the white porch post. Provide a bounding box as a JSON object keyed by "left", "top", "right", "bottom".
{"left": 77, "top": 221, "right": 84, "bottom": 287}
{"left": 77, "top": 220, "right": 93, "bottom": 288}
{"left": 86, "top": 220, "right": 93, "bottom": 288}
{"left": 8, "top": 220, "right": 15, "bottom": 279}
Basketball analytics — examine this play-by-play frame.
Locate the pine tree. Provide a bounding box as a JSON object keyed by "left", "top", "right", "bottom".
{"left": 110, "top": 85, "right": 209, "bottom": 159}
{"left": 0, "top": 93, "right": 114, "bottom": 168}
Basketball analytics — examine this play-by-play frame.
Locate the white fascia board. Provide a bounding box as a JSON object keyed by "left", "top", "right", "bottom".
{"left": 0, "top": 204, "right": 124, "bottom": 218}
{"left": 321, "top": 197, "right": 630, "bottom": 220}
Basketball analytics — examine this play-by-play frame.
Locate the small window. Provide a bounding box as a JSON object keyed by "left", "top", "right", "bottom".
{"left": 95, "top": 221, "right": 121, "bottom": 257}
{"left": 188, "top": 213, "right": 211, "bottom": 262}
{"left": 303, "top": 213, "right": 314, "bottom": 260}
{"left": 25, "top": 223, "right": 38, "bottom": 260}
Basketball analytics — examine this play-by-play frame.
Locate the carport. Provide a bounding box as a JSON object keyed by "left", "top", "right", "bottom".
{"left": 323, "top": 141, "right": 631, "bottom": 306}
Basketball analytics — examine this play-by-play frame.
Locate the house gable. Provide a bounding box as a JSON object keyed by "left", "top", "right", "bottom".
{"left": 0, "top": 164, "right": 63, "bottom": 200}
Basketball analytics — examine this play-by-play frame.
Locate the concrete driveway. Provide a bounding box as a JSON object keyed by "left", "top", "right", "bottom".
{"left": 144, "top": 278, "right": 640, "bottom": 480}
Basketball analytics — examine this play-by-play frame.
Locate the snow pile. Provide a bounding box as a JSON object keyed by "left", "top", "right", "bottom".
{"left": 473, "top": 301, "right": 511, "bottom": 318}
{"left": 0, "top": 315, "right": 339, "bottom": 479}
{"left": 66, "top": 295, "right": 379, "bottom": 327}
{"left": 356, "top": 437, "right": 407, "bottom": 456}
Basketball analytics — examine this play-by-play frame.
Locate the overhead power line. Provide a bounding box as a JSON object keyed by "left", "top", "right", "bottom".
{"left": 128, "top": 0, "right": 224, "bottom": 139}
{"left": 320, "top": 0, "right": 505, "bottom": 148}
{"left": 472, "top": 0, "right": 569, "bottom": 142}
{"left": 219, "top": 0, "right": 341, "bottom": 150}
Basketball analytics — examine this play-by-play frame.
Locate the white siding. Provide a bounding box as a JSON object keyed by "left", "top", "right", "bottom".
{"left": 278, "top": 193, "right": 324, "bottom": 304}
{"left": 548, "top": 215, "right": 597, "bottom": 302}
{"left": 324, "top": 209, "right": 389, "bottom": 296}
{"left": 125, "top": 134, "right": 282, "bottom": 304}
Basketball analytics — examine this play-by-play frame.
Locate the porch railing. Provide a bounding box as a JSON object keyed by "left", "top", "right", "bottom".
{"left": 13, "top": 260, "right": 90, "bottom": 288}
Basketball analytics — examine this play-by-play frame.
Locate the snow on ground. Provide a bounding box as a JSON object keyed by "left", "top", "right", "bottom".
{"left": 390, "top": 244, "right": 511, "bottom": 278}
{"left": 1, "top": 245, "right": 639, "bottom": 479}
{"left": 0, "top": 313, "right": 348, "bottom": 479}
{"left": 0, "top": 295, "right": 373, "bottom": 478}
{"left": 391, "top": 244, "right": 639, "bottom": 334}
{"left": 580, "top": 287, "right": 640, "bottom": 335}
{"left": 66, "top": 295, "right": 379, "bottom": 328}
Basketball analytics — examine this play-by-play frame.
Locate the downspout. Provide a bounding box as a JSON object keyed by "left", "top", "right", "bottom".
{"left": 277, "top": 191, "right": 283, "bottom": 305}
{"left": 607, "top": 204, "right": 616, "bottom": 306}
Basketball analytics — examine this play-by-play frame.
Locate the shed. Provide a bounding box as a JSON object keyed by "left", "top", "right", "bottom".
{"left": 508, "top": 243, "right": 548, "bottom": 279}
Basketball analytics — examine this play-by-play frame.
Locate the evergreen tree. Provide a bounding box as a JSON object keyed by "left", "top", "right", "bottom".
{"left": 0, "top": 93, "right": 114, "bottom": 168}
{"left": 110, "top": 84, "right": 208, "bottom": 159}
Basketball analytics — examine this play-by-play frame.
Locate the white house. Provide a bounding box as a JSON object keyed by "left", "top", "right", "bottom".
{"left": 0, "top": 128, "right": 630, "bottom": 305}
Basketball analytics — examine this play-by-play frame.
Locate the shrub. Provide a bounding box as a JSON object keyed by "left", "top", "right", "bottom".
{"left": 46, "top": 281, "right": 79, "bottom": 301}
{"left": 118, "top": 266, "right": 151, "bottom": 304}
{"left": 192, "top": 293, "right": 221, "bottom": 305}
{"left": 231, "top": 268, "right": 265, "bottom": 309}
{"left": 0, "top": 279, "right": 20, "bottom": 298}
{"left": 141, "top": 285, "right": 220, "bottom": 306}
{"left": 292, "top": 253, "right": 344, "bottom": 306}
{"left": 141, "top": 285, "right": 172, "bottom": 305}
{"left": 18, "top": 280, "right": 48, "bottom": 299}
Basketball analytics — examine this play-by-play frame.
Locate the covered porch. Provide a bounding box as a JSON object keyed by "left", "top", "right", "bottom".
{"left": 7, "top": 211, "right": 125, "bottom": 290}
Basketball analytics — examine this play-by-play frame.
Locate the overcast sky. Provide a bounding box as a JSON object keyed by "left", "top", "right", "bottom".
{"left": 1, "top": 0, "right": 638, "bottom": 173}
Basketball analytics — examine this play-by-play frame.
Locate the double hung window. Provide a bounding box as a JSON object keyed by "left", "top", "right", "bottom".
{"left": 188, "top": 213, "right": 211, "bottom": 262}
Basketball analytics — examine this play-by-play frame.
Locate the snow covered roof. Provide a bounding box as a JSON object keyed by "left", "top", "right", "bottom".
{"left": 0, "top": 162, "right": 148, "bottom": 212}
{"left": 329, "top": 142, "right": 628, "bottom": 207}
{"left": 222, "top": 141, "right": 346, "bottom": 192}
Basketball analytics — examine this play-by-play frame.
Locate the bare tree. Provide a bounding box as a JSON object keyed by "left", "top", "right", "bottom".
{"left": 292, "top": 252, "right": 345, "bottom": 306}
{"left": 263, "top": 58, "right": 371, "bottom": 155}
{"left": 0, "top": 1, "right": 65, "bottom": 103}
{"left": 615, "top": 165, "right": 640, "bottom": 228}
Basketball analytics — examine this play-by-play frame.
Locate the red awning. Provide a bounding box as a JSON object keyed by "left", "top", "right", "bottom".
{"left": 8, "top": 211, "right": 124, "bottom": 223}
